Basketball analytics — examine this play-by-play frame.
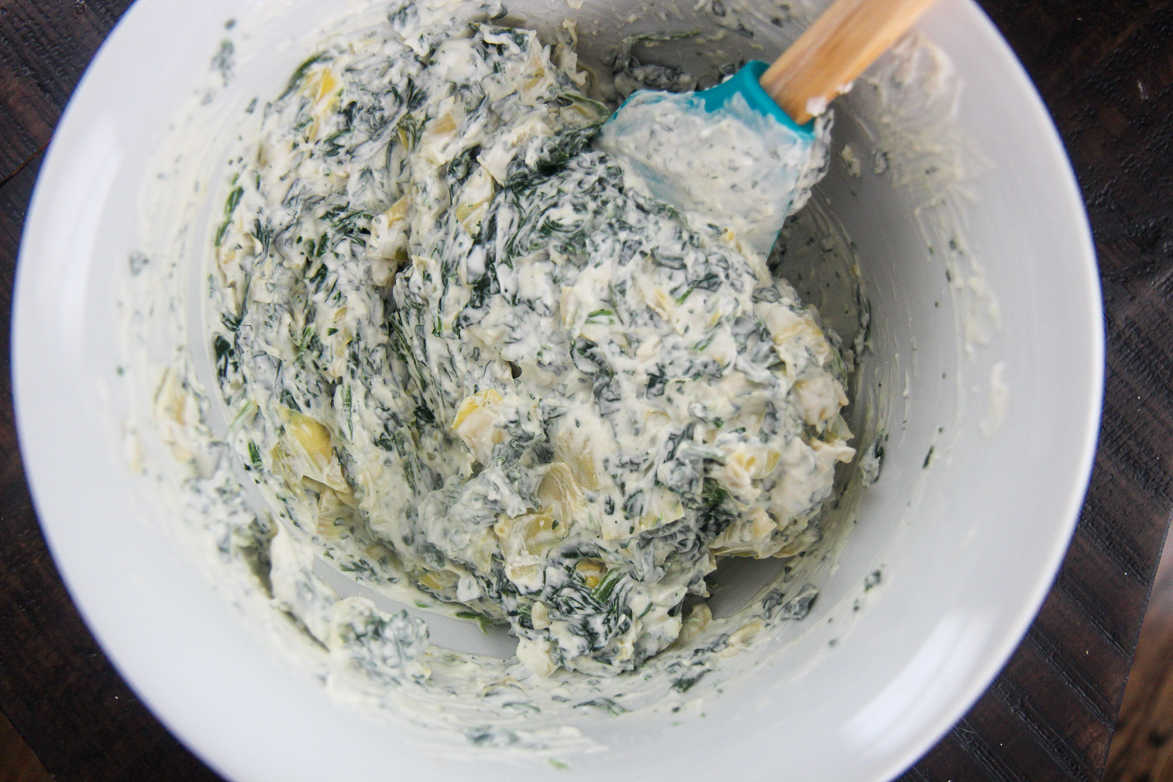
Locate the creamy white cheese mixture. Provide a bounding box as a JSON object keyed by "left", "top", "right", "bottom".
{"left": 200, "top": 2, "right": 853, "bottom": 678}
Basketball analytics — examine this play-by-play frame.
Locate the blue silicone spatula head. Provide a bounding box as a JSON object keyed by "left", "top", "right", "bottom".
{"left": 695, "top": 60, "right": 814, "bottom": 141}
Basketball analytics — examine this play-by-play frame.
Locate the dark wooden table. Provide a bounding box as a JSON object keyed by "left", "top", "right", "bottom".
{"left": 2, "top": 1, "right": 1170, "bottom": 779}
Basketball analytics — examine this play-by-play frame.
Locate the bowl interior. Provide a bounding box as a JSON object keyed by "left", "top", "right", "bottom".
{"left": 13, "top": 1, "right": 1102, "bottom": 780}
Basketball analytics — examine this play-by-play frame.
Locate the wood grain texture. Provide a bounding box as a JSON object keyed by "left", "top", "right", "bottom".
{"left": 0, "top": 0, "right": 127, "bottom": 182}
{"left": 760, "top": 0, "right": 936, "bottom": 123}
{"left": 0, "top": 710, "right": 51, "bottom": 782}
{"left": 0, "top": 3, "right": 217, "bottom": 779}
{"left": 0, "top": 1, "right": 1169, "bottom": 780}
{"left": 1106, "top": 535, "right": 1173, "bottom": 782}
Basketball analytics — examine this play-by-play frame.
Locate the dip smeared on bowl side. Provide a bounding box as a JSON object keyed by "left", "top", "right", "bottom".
{"left": 202, "top": 1, "right": 853, "bottom": 677}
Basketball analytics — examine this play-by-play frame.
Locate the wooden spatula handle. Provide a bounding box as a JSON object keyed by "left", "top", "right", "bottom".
{"left": 760, "top": 0, "right": 937, "bottom": 124}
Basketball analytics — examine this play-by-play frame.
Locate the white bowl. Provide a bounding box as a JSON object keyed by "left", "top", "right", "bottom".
{"left": 13, "top": 0, "right": 1102, "bottom": 780}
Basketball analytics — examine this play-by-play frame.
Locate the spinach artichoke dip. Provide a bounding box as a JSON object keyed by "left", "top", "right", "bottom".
{"left": 207, "top": 3, "right": 854, "bottom": 678}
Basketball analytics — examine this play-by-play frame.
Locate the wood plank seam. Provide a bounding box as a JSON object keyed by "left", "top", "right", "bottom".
{"left": 1099, "top": 373, "right": 1173, "bottom": 506}
{"left": 943, "top": 717, "right": 1024, "bottom": 782}
{"left": 1098, "top": 423, "right": 1173, "bottom": 519}
{"left": 1077, "top": 494, "right": 1156, "bottom": 586}
{"left": 1055, "top": 571, "right": 1133, "bottom": 656}
{"left": 1104, "top": 526, "right": 1173, "bottom": 779}
{"left": 1024, "top": 625, "right": 1119, "bottom": 727}
{"left": 1111, "top": 310, "right": 1173, "bottom": 413}
{"left": 0, "top": 149, "right": 47, "bottom": 191}
{"left": 991, "top": 678, "right": 1095, "bottom": 780}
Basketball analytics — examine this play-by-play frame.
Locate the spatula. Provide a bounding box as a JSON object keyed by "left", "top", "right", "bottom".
{"left": 601, "top": 0, "right": 937, "bottom": 255}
